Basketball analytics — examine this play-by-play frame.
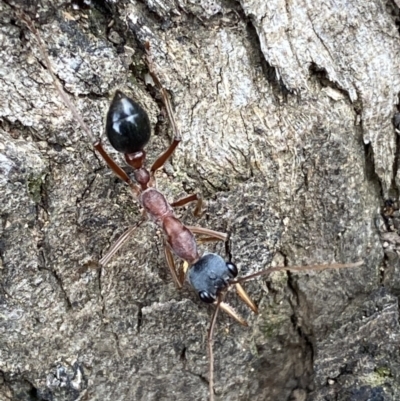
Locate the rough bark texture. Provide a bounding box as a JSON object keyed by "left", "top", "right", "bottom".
{"left": 1, "top": 0, "right": 400, "bottom": 400}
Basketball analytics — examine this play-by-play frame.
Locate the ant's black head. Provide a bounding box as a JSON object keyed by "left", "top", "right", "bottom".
{"left": 105, "top": 91, "right": 151, "bottom": 154}
{"left": 188, "top": 254, "right": 238, "bottom": 304}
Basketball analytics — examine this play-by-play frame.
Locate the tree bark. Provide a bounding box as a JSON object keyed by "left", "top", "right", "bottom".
{"left": 0, "top": 0, "right": 399, "bottom": 400}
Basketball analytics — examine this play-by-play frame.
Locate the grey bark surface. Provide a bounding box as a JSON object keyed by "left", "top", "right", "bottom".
{"left": 0, "top": 0, "right": 399, "bottom": 400}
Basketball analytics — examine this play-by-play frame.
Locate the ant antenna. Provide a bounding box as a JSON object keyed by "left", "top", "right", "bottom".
{"left": 17, "top": 10, "right": 97, "bottom": 144}
{"left": 230, "top": 260, "right": 364, "bottom": 285}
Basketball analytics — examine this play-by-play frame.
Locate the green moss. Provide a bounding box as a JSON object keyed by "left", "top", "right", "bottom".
{"left": 362, "top": 368, "right": 392, "bottom": 386}
{"left": 27, "top": 174, "right": 45, "bottom": 204}
{"left": 259, "top": 311, "right": 287, "bottom": 338}
{"left": 128, "top": 55, "right": 148, "bottom": 86}
{"left": 375, "top": 367, "right": 391, "bottom": 378}
{"left": 268, "top": 270, "right": 290, "bottom": 286}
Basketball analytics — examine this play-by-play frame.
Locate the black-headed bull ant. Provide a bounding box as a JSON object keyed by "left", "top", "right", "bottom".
{"left": 18, "top": 10, "right": 363, "bottom": 401}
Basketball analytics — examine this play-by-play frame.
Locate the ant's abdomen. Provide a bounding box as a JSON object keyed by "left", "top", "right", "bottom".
{"left": 106, "top": 91, "right": 151, "bottom": 154}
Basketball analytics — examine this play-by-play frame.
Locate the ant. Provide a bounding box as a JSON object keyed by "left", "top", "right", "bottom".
{"left": 17, "top": 10, "right": 363, "bottom": 401}
{"left": 18, "top": 12, "right": 257, "bottom": 327}
{"left": 94, "top": 45, "right": 259, "bottom": 325}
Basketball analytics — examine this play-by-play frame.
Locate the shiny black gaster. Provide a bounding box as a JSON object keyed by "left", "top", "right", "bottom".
{"left": 105, "top": 91, "right": 151, "bottom": 154}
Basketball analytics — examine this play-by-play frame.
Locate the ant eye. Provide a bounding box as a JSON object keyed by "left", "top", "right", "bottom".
{"left": 226, "top": 262, "right": 238, "bottom": 277}
{"left": 199, "top": 291, "right": 215, "bottom": 304}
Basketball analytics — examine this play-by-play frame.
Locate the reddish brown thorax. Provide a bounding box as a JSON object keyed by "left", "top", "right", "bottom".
{"left": 140, "top": 188, "right": 173, "bottom": 224}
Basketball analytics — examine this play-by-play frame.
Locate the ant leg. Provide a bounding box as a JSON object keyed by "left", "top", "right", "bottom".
{"left": 234, "top": 284, "right": 258, "bottom": 313}
{"left": 187, "top": 226, "right": 228, "bottom": 242}
{"left": 208, "top": 297, "right": 222, "bottom": 401}
{"left": 94, "top": 141, "right": 140, "bottom": 196}
{"left": 148, "top": 85, "right": 181, "bottom": 173}
{"left": 150, "top": 138, "right": 181, "bottom": 174}
{"left": 171, "top": 194, "right": 203, "bottom": 217}
{"left": 163, "top": 242, "right": 184, "bottom": 288}
{"left": 100, "top": 219, "right": 145, "bottom": 266}
{"left": 219, "top": 302, "right": 248, "bottom": 326}
{"left": 148, "top": 86, "right": 181, "bottom": 173}
{"left": 145, "top": 43, "right": 182, "bottom": 175}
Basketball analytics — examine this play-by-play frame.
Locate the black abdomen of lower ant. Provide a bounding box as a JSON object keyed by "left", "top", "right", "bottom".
{"left": 106, "top": 90, "right": 151, "bottom": 154}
